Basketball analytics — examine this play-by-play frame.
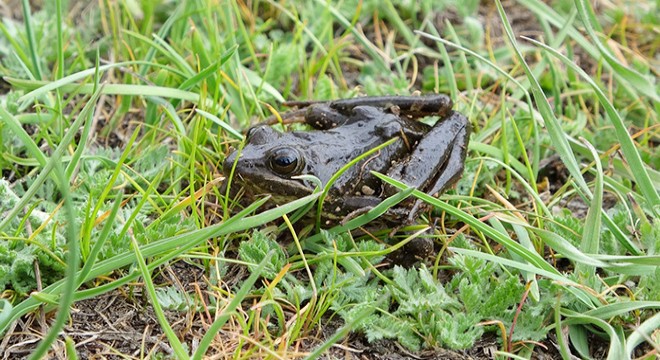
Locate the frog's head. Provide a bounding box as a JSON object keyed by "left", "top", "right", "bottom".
{"left": 222, "top": 125, "right": 314, "bottom": 202}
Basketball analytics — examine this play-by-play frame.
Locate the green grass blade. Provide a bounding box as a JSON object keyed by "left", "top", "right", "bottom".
{"left": 195, "top": 109, "right": 243, "bottom": 140}
{"left": 562, "top": 309, "right": 628, "bottom": 360}
{"left": 20, "top": 0, "right": 42, "bottom": 79}
{"left": 0, "top": 193, "right": 319, "bottom": 334}
{"left": 13, "top": 61, "right": 183, "bottom": 105}
{"left": 0, "top": 106, "right": 47, "bottom": 166}
{"left": 626, "top": 311, "right": 660, "bottom": 357}
{"left": 178, "top": 46, "right": 236, "bottom": 91}
{"left": 0, "top": 88, "right": 103, "bottom": 233}
{"left": 576, "top": 138, "right": 603, "bottom": 279}
{"left": 304, "top": 296, "right": 383, "bottom": 359}
{"left": 55, "top": 0, "right": 63, "bottom": 80}
{"left": 494, "top": 0, "right": 590, "bottom": 199}
{"left": 523, "top": 35, "right": 660, "bottom": 214}
{"left": 131, "top": 201, "right": 189, "bottom": 359}
{"left": 191, "top": 251, "right": 274, "bottom": 360}
{"left": 316, "top": 137, "right": 399, "bottom": 229}
{"left": 573, "top": 0, "right": 658, "bottom": 102}
{"left": 313, "top": 0, "right": 389, "bottom": 73}
{"left": 27, "top": 142, "right": 79, "bottom": 360}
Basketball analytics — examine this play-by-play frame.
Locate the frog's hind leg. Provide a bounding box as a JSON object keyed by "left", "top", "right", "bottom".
{"left": 385, "top": 111, "right": 470, "bottom": 219}
{"left": 423, "top": 111, "right": 470, "bottom": 196}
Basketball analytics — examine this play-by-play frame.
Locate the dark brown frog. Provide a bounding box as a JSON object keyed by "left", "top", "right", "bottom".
{"left": 223, "top": 95, "right": 470, "bottom": 261}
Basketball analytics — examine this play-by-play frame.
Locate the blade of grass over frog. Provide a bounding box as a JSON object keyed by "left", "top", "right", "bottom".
{"left": 316, "top": 137, "right": 400, "bottom": 230}
{"left": 561, "top": 310, "right": 627, "bottom": 360}
{"left": 626, "top": 312, "right": 660, "bottom": 356}
{"left": 304, "top": 297, "right": 384, "bottom": 360}
{"left": 523, "top": 36, "right": 660, "bottom": 215}
{"left": 375, "top": 172, "right": 599, "bottom": 307}
{"left": 195, "top": 110, "right": 243, "bottom": 140}
{"left": 313, "top": 0, "right": 389, "bottom": 73}
{"left": 191, "top": 251, "right": 274, "bottom": 360}
{"left": 304, "top": 187, "right": 416, "bottom": 249}
{"left": 13, "top": 61, "right": 182, "bottom": 105}
{"left": 574, "top": 0, "right": 658, "bottom": 102}
{"left": 577, "top": 138, "right": 603, "bottom": 278}
{"left": 0, "top": 88, "right": 103, "bottom": 233}
{"left": 20, "top": 0, "right": 42, "bottom": 80}
{"left": 279, "top": 175, "right": 322, "bottom": 229}
{"left": 0, "top": 194, "right": 320, "bottom": 333}
{"left": 131, "top": 227, "right": 189, "bottom": 359}
{"left": 495, "top": 1, "right": 591, "bottom": 200}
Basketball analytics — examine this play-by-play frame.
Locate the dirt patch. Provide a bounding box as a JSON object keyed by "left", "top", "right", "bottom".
{"left": 1, "top": 260, "right": 567, "bottom": 359}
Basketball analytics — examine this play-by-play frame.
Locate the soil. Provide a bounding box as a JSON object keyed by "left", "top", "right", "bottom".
{"left": 0, "top": 260, "right": 567, "bottom": 360}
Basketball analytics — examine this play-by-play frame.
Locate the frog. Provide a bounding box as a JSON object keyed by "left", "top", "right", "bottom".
{"left": 222, "top": 95, "right": 470, "bottom": 262}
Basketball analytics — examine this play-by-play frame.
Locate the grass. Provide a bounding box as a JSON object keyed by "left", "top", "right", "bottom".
{"left": 0, "top": 0, "right": 658, "bottom": 359}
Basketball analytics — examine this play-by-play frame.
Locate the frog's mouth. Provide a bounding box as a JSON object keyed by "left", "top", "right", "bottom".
{"left": 229, "top": 174, "right": 315, "bottom": 204}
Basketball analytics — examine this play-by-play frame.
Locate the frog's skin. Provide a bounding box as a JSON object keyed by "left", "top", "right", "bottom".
{"left": 223, "top": 95, "right": 470, "bottom": 261}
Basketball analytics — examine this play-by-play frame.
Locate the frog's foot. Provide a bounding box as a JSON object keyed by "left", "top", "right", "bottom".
{"left": 387, "top": 234, "right": 434, "bottom": 267}
{"left": 340, "top": 205, "right": 374, "bottom": 226}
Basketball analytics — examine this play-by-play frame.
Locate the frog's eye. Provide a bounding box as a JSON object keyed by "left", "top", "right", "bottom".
{"left": 245, "top": 125, "right": 276, "bottom": 145}
{"left": 268, "top": 147, "right": 303, "bottom": 175}
{"left": 245, "top": 126, "right": 261, "bottom": 140}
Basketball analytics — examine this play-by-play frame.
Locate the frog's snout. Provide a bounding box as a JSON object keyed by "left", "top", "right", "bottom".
{"left": 223, "top": 152, "right": 239, "bottom": 175}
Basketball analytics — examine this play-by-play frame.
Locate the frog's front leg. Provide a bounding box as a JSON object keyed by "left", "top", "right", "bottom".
{"left": 385, "top": 111, "right": 470, "bottom": 217}
{"left": 304, "top": 104, "right": 351, "bottom": 130}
